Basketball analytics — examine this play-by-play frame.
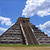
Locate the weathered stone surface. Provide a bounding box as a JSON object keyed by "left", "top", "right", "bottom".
{"left": 0, "top": 17, "right": 50, "bottom": 45}
{"left": 0, "top": 22, "right": 26, "bottom": 44}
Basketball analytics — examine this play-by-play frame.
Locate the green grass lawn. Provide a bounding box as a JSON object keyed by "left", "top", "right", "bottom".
{"left": 0, "top": 44, "right": 50, "bottom": 47}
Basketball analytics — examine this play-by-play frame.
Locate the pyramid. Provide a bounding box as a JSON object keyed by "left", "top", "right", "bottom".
{"left": 0, "top": 17, "right": 50, "bottom": 45}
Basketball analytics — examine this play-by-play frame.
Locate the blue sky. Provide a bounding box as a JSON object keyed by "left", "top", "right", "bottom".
{"left": 0, "top": 0, "right": 50, "bottom": 36}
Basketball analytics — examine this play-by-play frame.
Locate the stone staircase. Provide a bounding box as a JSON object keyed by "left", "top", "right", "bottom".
{"left": 22, "top": 23, "right": 39, "bottom": 45}
{"left": 31, "top": 25, "right": 50, "bottom": 45}
{"left": 0, "top": 17, "right": 50, "bottom": 45}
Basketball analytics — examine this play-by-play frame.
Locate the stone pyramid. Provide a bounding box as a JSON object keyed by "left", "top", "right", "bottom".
{"left": 0, "top": 17, "right": 50, "bottom": 45}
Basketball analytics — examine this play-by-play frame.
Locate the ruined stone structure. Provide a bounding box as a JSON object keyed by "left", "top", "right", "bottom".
{"left": 0, "top": 17, "right": 50, "bottom": 45}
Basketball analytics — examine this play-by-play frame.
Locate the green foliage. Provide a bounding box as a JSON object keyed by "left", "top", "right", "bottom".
{"left": 0, "top": 44, "right": 50, "bottom": 47}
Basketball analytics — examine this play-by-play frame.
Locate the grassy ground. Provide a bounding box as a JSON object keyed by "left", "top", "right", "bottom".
{"left": 0, "top": 44, "right": 50, "bottom": 50}
{"left": 0, "top": 44, "right": 50, "bottom": 47}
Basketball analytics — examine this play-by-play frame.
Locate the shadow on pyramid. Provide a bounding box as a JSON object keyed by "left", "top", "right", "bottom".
{"left": 0, "top": 17, "right": 50, "bottom": 45}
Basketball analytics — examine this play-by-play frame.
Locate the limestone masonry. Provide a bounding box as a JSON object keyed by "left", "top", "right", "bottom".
{"left": 0, "top": 17, "right": 50, "bottom": 45}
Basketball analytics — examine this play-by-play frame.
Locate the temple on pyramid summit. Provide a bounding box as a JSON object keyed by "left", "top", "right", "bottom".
{"left": 0, "top": 17, "right": 50, "bottom": 45}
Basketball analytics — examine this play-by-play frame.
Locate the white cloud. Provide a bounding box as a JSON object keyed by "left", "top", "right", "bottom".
{"left": 22, "top": 0, "right": 50, "bottom": 17}
{"left": 0, "top": 27, "right": 7, "bottom": 35}
{"left": 0, "top": 23, "right": 14, "bottom": 35}
{"left": 37, "top": 21, "right": 50, "bottom": 36}
{"left": 0, "top": 16, "right": 12, "bottom": 26}
{"left": 39, "top": 21, "right": 50, "bottom": 30}
{"left": 0, "top": 27, "right": 7, "bottom": 32}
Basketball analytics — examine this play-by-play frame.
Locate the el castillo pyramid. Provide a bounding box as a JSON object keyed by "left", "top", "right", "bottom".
{"left": 0, "top": 17, "right": 50, "bottom": 45}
